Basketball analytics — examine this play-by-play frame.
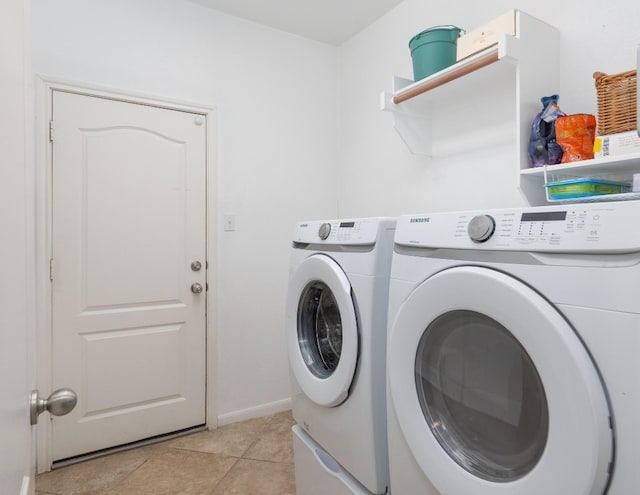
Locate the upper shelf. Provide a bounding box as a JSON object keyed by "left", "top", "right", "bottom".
{"left": 381, "top": 34, "right": 520, "bottom": 112}
{"left": 379, "top": 25, "right": 550, "bottom": 157}
{"left": 380, "top": 10, "right": 565, "bottom": 206}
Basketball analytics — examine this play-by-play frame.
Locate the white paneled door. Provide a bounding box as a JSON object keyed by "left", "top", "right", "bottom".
{"left": 1, "top": 0, "right": 33, "bottom": 490}
{"left": 51, "top": 90, "right": 207, "bottom": 461}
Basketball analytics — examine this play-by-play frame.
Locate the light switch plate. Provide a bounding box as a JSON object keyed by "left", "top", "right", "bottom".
{"left": 223, "top": 214, "right": 235, "bottom": 232}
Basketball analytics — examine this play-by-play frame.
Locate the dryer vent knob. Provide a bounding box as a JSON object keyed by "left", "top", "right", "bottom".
{"left": 318, "top": 222, "right": 332, "bottom": 240}
{"left": 468, "top": 215, "right": 496, "bottom": 243}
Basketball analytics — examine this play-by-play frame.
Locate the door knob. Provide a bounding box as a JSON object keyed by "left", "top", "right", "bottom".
{"left": 191, "top": 283, "right": 203, "bottom": 294}
{"left": 30, "top": 388, "right": 77, "bottom": 425}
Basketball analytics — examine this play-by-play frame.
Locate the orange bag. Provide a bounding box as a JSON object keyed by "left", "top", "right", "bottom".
{"left": 555, "top": 114, "right": 597, "bottom": 163}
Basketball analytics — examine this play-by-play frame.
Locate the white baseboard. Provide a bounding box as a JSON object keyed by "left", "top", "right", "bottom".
{"left": 20, "top": 475, "right": 31, "bottom": 495}
{"left": 217, "top": 397, "right": 292, "bottom": 426}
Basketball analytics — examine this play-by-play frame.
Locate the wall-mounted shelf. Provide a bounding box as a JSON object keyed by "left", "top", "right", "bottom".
{"left": 521, "top": 152, "right": 640, "bottom": 177}
{"left": 380, "top": 36, "right": 521, "bottom": 156}
{"left": 520, "top": 152, "right": 640, "bottom": 204}
{"left": 381, "top": 38, "right": 517, "bottom": 105}
{"left": 380, "top": 11, "right": 562, "bottom": 206}
{"left": 384, "top": 44, "right": 509, "bottom": 106}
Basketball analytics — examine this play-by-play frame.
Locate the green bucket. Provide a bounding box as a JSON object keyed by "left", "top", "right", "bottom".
{"left": 409, "top": 25, "right": 463, "bottom": 81}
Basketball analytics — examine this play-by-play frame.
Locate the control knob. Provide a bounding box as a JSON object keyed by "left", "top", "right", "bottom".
{"left": 468, "top": 215, "right": 496, "bottom": 243}
{"left": 318, "top": 223, "right": 332, "bottom": 240}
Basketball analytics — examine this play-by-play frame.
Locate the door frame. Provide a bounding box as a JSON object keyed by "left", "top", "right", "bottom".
{"left": 34, "top": 76, "right": 219, "bottom": 472}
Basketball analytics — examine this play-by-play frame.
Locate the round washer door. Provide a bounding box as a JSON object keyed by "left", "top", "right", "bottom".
{"left": 388, "top": 266, "right": 613, "bottom": 495}
{"left": 286, "top": 254, "right": 358, "bottom": 407}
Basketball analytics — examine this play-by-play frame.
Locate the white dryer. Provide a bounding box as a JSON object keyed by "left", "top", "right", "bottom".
{"left": 286, "top": 217, "right": 395, "bottom": 495}
{"left": 386, "top": 203, "right": 640, "bottom": 495}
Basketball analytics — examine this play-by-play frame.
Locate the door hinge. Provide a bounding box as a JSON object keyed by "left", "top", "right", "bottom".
{"left": 49, "top": 120, "right": 54, "bottom": 142}
{"left": 49, "top": 258, "right": 54, "bottom": 282}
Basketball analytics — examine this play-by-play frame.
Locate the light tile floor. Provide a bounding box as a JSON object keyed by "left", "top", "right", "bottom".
{"left": 36, "top": 410, "right": 296, "bottom": 495}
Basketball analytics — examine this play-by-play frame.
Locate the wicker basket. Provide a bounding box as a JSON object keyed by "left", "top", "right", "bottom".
{"left": 593, "top": 70, "right": 637, "bottom": 135}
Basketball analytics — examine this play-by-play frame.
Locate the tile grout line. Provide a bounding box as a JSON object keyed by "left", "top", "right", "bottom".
{"left": 207, "top": 454, "right": 242, "bottom": 495}
{"left": 240, "top": 414, "right": 276, "bottom": 459}
{"left": 242, "top": 412, "right": 295, "bottom": 465}
{"left": 207, "top": 417, "right": 281, "bottom": 494}
{"left": 242, "top": 455, "right": 295, "bottom": 465}
{"left": 96, "top": 453, "right": 157, "bottom": 493}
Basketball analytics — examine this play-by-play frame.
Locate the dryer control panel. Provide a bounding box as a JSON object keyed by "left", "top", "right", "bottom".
{"left": 396, "top": 202, "right": 640, "bottom": 253}
{"left": 294, "top": 218, "right": 392, "bottom": 245}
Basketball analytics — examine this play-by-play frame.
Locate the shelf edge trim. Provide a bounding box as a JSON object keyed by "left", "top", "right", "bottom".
{"left": 392, "top": 50, "right": 500, "bottom": 105}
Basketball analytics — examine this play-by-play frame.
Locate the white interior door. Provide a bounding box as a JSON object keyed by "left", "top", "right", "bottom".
{"left": 1, "top": 0, "right": 34, "bottom": 490}
{"left": 51, "top": 90, "right": 207, "bottom": 461}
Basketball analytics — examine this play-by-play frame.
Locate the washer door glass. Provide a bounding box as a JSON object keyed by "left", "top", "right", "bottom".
{"left": 298, "top": 281, "right": 343, "bottom": 379}
{"left": 387, "top": 266, "right": 613, "bottom": 495}
{"left": 286, "top": 254, "right": 359, "bottom": 407}
{"left": 415, "top": 310, "right": 548, "bottom": 482}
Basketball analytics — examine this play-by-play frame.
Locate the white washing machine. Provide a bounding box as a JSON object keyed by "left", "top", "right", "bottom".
{"left": 386, "top": 202, "right": 640, "bottom": 495}
{"left": 286, "top": 217, "right": 396, "bottom": 495}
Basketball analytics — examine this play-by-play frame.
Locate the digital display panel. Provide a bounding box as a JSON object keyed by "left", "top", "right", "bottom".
{"left": 520, "top": 211, "right": 567, "bottom": 222}
{"left": 339, "top": 221, "right": 355, "bottom": 228}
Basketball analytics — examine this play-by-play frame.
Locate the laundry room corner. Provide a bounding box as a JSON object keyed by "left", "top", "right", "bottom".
{"left": 15, "top": 0, "right": 640, "bottom": 491}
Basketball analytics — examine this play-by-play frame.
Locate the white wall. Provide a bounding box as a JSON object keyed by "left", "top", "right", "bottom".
{"left": 31, "top": 0, "right": 640, "bottom": 425}
{"left": 339, "top": 0, "right": 640, "bottom": 216}
{"left": 31, "top": 0, "right": 340, "bottom": 422}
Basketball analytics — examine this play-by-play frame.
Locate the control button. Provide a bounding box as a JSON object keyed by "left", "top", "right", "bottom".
{"left": 318, "top": 223, "right": 332, "bottom": 240}
{"left": 468, "top": 215, "right": 496, "bottom": 243}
